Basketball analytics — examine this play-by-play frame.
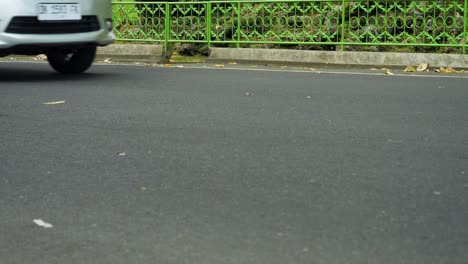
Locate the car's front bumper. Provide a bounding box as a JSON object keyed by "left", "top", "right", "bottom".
{"left": 0, "top": 30, "right": 115, "bottom": 49}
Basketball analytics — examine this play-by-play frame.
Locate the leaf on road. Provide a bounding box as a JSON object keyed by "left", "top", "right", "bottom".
{"left": 404, "top": 66, "right": 416, "bottom": 72}
{"left": 34, "top": 54, "right": 47, "bottom": 61}
{"left": 381, "top": 68, "right": 394, "bottom": 75}
{"left": 444, "top": 67, "right": 457, "bottom": 73}
{"left": 416, "top": 63, "right": 428, "bottom": 72}
{"left": 437, "top": 67, "right": 458, "bottom": 73}
{"left": 306, "top": 96, "right": 312, "bottom": 99}
{"left": 33, "top": 219, "right": 53, "bottom": 228}
{"left": 117, "top": 152, "right": 127, "bottom": 156}
{"left": 43, "top": 101, "right": 66, "bottom": 105}
{"left": 214, "top": 64, "right": 225, "bottom": 68}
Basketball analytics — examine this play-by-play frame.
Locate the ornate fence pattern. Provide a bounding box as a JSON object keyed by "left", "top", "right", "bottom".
{"left": 112, "top": 0, "right": 468, "bottom": 53}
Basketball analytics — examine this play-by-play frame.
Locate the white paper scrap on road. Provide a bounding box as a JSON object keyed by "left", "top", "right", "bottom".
{"left": 42, "top": 101, "right": 66, "bottom": 105}
{"left": 33, "top": 219, "right": 53, "bottom": 228}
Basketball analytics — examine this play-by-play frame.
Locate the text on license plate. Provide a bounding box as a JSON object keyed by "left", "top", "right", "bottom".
{"left": 38, "top": 3, "right": 81, "bottom": 21}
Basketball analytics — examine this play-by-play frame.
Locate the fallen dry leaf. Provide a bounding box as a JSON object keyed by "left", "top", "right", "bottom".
{"left": 42, "top": 101, "right": 66, "bottom": 105}
{"left": 404, "top": 66, "right": 416, "bottom": 72}
{"left": 381, "top": 68, "right": 394, "bottom": 75}
{"left": 34, "top": 54, "right": 47, "bottom": 61}
{"left": 117, "top": 152, "right": 127, "bottom": 156}
{"left": 445, "top": 67, "right": 457, "bottom": 73}
{"left": 438, "top": 67, "right": 458, "bottom": 73}
{"left": 417, "top": 63, "right": 428, "bottom": 72}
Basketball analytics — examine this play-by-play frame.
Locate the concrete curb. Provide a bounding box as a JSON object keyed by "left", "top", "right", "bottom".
{"left": 96, "top": 44, "right": 468, "bottom": 68}
{"left": 97, "top": 44, "right": 163, "bottom": 62}
{"left": 208, "top": 48, "right": 468, "bottom": 69}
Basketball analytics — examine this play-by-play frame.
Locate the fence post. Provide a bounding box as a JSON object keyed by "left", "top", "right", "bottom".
{"left": 237, "top": 2, "right": 241, "bottom": 48}
{"left": 207, "top": 2, "right": 211, "bottom": 48}
{"left": 164, "top": 2, "right": 170, "bottom": 54}
{"left": 464, "top": 0, "right": 467, "bottom": 54}
{"left": 340, "top": 0, "right": 346, "bottom": 51}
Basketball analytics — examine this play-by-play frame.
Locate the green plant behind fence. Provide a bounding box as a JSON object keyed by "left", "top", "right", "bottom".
{"left": 113, "top": 0, "right": 468, "bottom": 53}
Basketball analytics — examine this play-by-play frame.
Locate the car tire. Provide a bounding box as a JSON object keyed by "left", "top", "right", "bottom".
{"left": 46, "top": 45, "right": 97, "bottom": 74}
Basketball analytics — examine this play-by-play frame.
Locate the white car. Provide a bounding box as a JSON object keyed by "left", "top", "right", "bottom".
{"left": 0, "top": 0, "right": 115, "bottom": 73}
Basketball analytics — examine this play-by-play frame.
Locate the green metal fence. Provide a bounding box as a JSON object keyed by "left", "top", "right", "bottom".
{"left": 113, "top": 0, "right": 468, "bottom": 53}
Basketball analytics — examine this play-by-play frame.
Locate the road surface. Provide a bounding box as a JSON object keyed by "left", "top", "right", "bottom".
{"left": 1, "top": 62, "right": 467, "bottom": 264}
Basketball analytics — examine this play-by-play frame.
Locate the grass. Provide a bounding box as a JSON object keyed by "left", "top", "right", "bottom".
{"left": 170, "top": 52, "right": 207, "bottom": 63}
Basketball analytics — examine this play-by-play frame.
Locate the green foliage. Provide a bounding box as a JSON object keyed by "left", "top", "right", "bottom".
{"left": 113, "top": 0, "right": 140, "bottom": 25}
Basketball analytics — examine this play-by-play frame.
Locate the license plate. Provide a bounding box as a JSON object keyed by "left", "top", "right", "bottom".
{"left": 38, "top": 3, "right": 81, "bottom": 21}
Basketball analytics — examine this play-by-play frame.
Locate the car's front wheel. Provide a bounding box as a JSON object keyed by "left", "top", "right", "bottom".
{"left": 46, "top": 45, "right": 97, "bottom": 74}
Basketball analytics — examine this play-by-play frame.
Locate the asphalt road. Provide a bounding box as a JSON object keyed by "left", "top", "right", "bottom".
{"left": 1, "top": 62, "right": 467, "bottom": 264}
